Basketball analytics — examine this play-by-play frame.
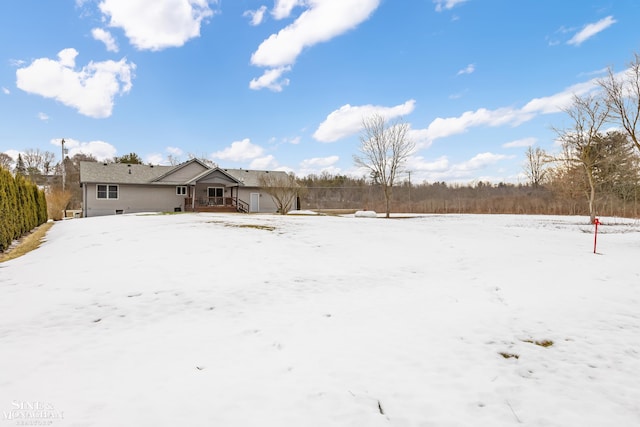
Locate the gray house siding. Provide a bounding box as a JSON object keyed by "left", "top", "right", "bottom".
{"left": 237, "top": 188, "right": 280, "bottom": 213}
{"left": 156, "top": 161, "right": 208, "bottom": 183}
{"left": 80, "top": 160, "right": 295, "bottom": 216}
{"left": 83, "top": 183, "right": 184, "bottom": 217}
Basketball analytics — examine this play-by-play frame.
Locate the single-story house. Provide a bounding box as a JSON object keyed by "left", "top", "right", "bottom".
{"left": 79, "top": 159, "right": 296, "bottom": 217}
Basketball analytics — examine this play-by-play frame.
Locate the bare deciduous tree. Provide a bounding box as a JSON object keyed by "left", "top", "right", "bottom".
{"left": 258, "top": 172, "right": 301, "bottom": 215}
{"left": 0, "top": 153, "right": 13, "bottom": 171}
{"left": 22, "top": 148, "right": 56, "bottom": 177}
{"left": 523, "top": 146, "right": 550, "bottom": 188}
{"left": 187, "top": 153, "right": 217, "bottom": 168}
{"left": 167, "top": 154, "right": 181, "bottom": 166}
{"left": 353, "top": 114, "right": 415, "bottom": 218}
{"left": 599, "top": 52, "right": 640, "bottom": 154}
{"left": 554, "top": 94, "right": 610, "bottom": 223}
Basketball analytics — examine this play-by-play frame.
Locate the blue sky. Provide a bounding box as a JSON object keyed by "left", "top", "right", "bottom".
{"left": 1, "top": 0, "right": 639, "bottom": 184}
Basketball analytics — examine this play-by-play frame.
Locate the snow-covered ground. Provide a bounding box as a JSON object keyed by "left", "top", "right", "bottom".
{"left": 1, "top": 213, "right": 639, "bottom": 427}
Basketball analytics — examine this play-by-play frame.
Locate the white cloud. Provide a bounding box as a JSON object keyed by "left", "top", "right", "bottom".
{"left": 92, "top": 28, "right": 119, "bottom": 52}
{"left": 299, "top": 156, "right": 341, "bottom": 176}
{"left": 98, "top": 0, "right": 215, "bottom": 51}
{"left": 568, "top": 16, "right": 616, "bottom": 46}
{"left": 415, "top": 77, "right": 601, "bottom": 145}
{"left": 50, "top": 138, "right": 118, "bottom": 161}
{"left": 300, "top": 155, "right": 339, "bottom": 169}
{"left": 409, "top": 152, "right": 512, "bottom": 183}
{"left": 455, "top": 152, "right": 511, "bottom": 172}
{"left": 249, "top": 155, "right": 278, "bottom": 170}
{"left": 249, "top": 66, "right": 291, "bottom": 92}
{"left": 9, "top": 59, "right": 26, "bottom": 67}
{"left": 244, "top": 6, "right": 267, "bottom": 26}
{"left": 145, "top": 147, "right": 186, "bottom": 165}
{"left": 250, "top": 0, "right": 380, "bottom": 88}
{"left": 502, "top": 137, "right": 537, "bottom": 148}
{"left": 407, "top": 128, "right": 434, "bottom": 150}
{"left": 272, "top": 0, "right": 304, "bottom": 20}
{"left": 146, "top": 153, "right": 165, "bottom": 165}
{"left": 521, "top": 79, "right": 597, "bottom": 114}
{"left": 424, "top": 107, "right": 532, "bottom": 142}
{"left": 313, "top": 99, "right": 416, "bottom": 143}
{"left": 434, "top": 0, "right": 468, "bottom": 12}
{"left": 57, "top": 49, "right": 78, "bottom": 67}
{"left": 408, "top": 155, "right": 450, "bottom": 172}
{"left": 211, "top": 138, "right": 264, "bottom": 161}
{"left": 578, "top": 67, "right": 608, "bottom": 78}
{"left": 166, "top": 146, "right": 183, "bottom": 156}
{"left": 2, "top": 87, "right": 10, "bottom": 95}
{"left": 38, "top": 112, "right": 50, "bottom": 121}
{"left": 457, "top": 63, "right": 475, "bottom": 75}
{"left": 4, "top": 149, "right": 21, "bottom": 161}
{"left": 16, "top": 48, "right": 136, "bottom": 118}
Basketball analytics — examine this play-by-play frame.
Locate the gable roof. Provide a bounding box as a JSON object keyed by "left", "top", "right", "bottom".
{"left": 79, "top": 160, "right": 290, "bottom": 187}
{"left": 79, "top": 162, "right": 172, "bottom": 184}
{"left": 186, "top": 167, "right": 242, "bottom": 185}
{"left": 151, "top": 158, "right": 211, "bottom": 184}
{"left": 222, "top": 169, "right": 289, "bottom": 187}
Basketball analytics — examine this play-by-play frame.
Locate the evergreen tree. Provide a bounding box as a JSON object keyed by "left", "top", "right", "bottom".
{"left": 114, "top": 152, "right": 144, "bottom": 164}
{"left": 14, "top": 153, "right": 26, "bottom": 176}
{"left": 0, "top": 169, "right": 10, "bottom": 251}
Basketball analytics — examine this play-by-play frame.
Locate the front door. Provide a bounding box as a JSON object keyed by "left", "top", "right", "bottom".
{"left": 250, "top": 193, "right": 260, "bottom": 212}
{"left": 207, "top": 187, "right": 224, "bottom": 205}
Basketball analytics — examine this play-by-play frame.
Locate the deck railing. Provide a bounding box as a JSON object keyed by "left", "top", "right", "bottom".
{"left": 184, "top": 197, "right": 249, "bottom": 212}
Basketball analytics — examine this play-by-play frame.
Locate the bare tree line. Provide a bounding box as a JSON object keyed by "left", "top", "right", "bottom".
{"left": 298, "top": 173, "right": 639, "bottom": 218}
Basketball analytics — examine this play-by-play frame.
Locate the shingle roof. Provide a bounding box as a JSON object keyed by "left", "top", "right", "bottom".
{"left": 150, "top": 158, "right": 211, "bottom": 183}
{"left": 79, "top": 161, "right": 290, "bottom": 187}
{"left": 223, "top": 169, "right": 290, "bottom": 187}
{"left": 80, "top": 162, "right": 173, "bottom": 184}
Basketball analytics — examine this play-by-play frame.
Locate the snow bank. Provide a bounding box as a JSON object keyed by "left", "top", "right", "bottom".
{"left": 287, "top": 210, "right": 319, "bottom": 215}
{"left": 354, "top": 210, "right": 377, "bottom": 218}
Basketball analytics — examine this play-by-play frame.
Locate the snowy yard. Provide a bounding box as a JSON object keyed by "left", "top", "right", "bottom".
{"left": 1, "top": 213, "right": 639, "bottom": 427}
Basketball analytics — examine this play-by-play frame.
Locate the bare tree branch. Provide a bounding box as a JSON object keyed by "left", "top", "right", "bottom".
{"left": 258, "top": 172, "right": 301, "bottom": 215}
{"left": 598, "top": 52, "right": 640, "bottom": 153}
{"left": 523, "top": 146, "right": 550, "bottom": 187}
{"left": 553, "top": 94, "right": 610, "bottom": 222}
{"left": 353, "top": 114, "right": 415, "bottom": 218}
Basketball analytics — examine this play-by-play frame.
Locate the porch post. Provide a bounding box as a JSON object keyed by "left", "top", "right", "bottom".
{"left": 191, "top": 185, "right": 196, "bottom": 211}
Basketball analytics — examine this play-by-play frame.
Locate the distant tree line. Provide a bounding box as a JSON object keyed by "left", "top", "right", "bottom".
{"left": 0, "top": 167, "right": 48, "bottom": 252}
{"left": 297, "top": 168, "right": 639, "bottom": 219}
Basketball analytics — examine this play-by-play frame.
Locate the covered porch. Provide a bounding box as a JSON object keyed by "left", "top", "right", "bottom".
{"left": 183, "top": 183, "right": 249, "bottom": 213}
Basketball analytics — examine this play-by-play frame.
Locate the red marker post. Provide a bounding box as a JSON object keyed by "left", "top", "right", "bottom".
{"left": 593, "top": 217, "right": 600, "bottom": 254}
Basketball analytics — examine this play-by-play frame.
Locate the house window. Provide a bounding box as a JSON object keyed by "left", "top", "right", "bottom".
{"left": 97, "top": 184, "right": 118, "bottom": 200}
{"left": 176, "top": 186, "right": 187, "bottom": 195}
{"left": 207, "top": 187, "right": 224, "bottom": 205}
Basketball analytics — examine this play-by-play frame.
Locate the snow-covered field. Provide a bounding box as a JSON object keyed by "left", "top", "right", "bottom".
{"left": 1, "top": 213, "right": 639, "bottom": 427}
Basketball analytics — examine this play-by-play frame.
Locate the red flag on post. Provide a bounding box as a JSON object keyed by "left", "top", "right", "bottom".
{"left": 593, "top": 217, "right": 600, "bottom": 254}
